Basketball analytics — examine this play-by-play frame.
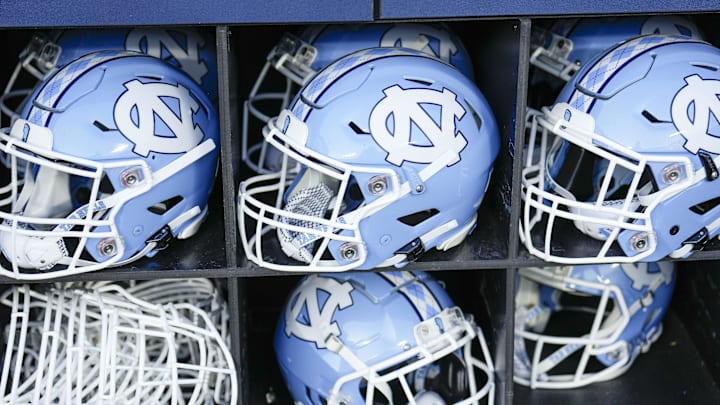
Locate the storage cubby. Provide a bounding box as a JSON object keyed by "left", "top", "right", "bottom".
{"left": 0, "top": 5, "right": 718, "bottom": 405}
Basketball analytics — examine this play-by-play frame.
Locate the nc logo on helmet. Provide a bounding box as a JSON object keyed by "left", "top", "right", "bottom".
{"left": 114, "top": 80, "right": 205, "bottom": 157}
{"left": 620, "top": 263, "right": 673, "bottom": 291}
{"left": 369, "top": 86, "right": 467, "bottom": 167}
{"left": 380, "top": 25, "right": 458, "bottom": 64}
{"left": 125, "top": 29, "right": 208, "bottom": 85}
{"left": 285, "top": 275, "right": 354, "bottom": 349}
{"left": 672, "top": 74, "right": 720, "bottom": 155}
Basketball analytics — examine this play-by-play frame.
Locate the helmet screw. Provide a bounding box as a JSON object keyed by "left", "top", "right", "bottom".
{"left": 607, "top": 349, "right": 622, "bottom": 362}
{"left": 98, "top": 238, "right": 117, "bottom": 257}
{"left": 121, "top": 167, "right": 143, "bottom": 188}
{"left": 662, "top": 164, "right": 682, "bottom": 184}
{"left": 368, "top": 176, "right": 388, "bottom": 195}
{"left": 415, "top": 185, "right": 424, "bottom": 193}
{"left": 630, "top": 232, "right": 649, "bottom": 252}
{"left": 340, "top": 243, "right": 358, "bottom": 260}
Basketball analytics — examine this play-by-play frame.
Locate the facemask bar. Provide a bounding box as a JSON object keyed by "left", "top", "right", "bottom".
{"left": 514, "top": 270, "right": 628, "bottom": 389}
{"left": 0, "top": 283, "right": 237, "bottom": 404}
{"left": 238, "top": 111, "right": 401, "bottom": 272}
{"left": 324, "top": 307, "right": 494, "bottom": 405}
{"left": 87, "top": 278, "right": 231, "bottom": 355}
{"left": 0, "top": 119, "right": 216, "bottom": 280}
{"left": 1, "top": 34, "right": 61, "bottom": 126}
{"left": 520, "top": 103, "right": 695, "bottom": 263}
{"left": 242, "top": 33, "right": 318, "bottom": 174}
{"left": 529, "top": 28, "right": 579, "bottom": 82}
{"left": 514, "top": 265, "right": 664, "bottom": 389}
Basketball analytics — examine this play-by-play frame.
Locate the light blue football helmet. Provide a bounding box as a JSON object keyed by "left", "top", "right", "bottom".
{"left": 514, "top": 261, "right": 675, "bottom": 389}
{"left": 237, "top": 47, "right": 500, "bottom": 271}
{"left": 522, "top": 34, "right": 720, "bottom": 263}
{"left": 1, "top": 27, "right": 217, "bottom": 126}
{"left": 525, "top": 15, "right": 705, "bottom": 149}
{"left": 530, "top": 15, "right": 703, "bottom": 84}
{"left": 0, "top": 50, "right": 219, "bottom": 280}
{"left": 275, "top": 270, "right": 495, "bottom": 404}
{"left": 242, "top": 22, "right": 474, "bottom": 174}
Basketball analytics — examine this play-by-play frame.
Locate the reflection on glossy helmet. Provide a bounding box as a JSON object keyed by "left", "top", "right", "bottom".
{"left": 514, "top": 261, "right": 675, "bottom": 389}
{"left": 521, "top": 34, "right": 720, "bottom": 263}
{"left": 242, "top": 22, "right": 474, "bottom": 174}
{"left": 0, "top": 50, "right": 219, "bottom": 280}
{"left": 275, "top": 270, "right": 495, "bottom": 404}
{"left": 238, "top": 47, "right": 500, "bottom": 271}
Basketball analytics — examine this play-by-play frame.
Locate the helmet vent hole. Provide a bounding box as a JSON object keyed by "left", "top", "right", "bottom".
{"left": 464, "top": 99, "right": 483, "bottom": 130}
{"left": 690, "top": 62, "right": 718, "bottom": 72}
{"left": 689, "top": 196, "right": 720, "bottom": 214}
{"left": 397, "top": 208, "right": 439, "bottom": 226}
{"left": 404, "top": 76, "right": 434, "bottom": 86}
{"left": 138, "top": 74, "right": 163, "bottom": 80}
{"left": 93, "top": 120, "right": 112, "bottom": 132}
{"left": 348, "top": 121, "right": 369, "bottom": 135}
{"left": 641, "top": 110, "right": 666, "bottom": 123}
{"left": 147, "top": 195, "right": 183, "bottom": 215}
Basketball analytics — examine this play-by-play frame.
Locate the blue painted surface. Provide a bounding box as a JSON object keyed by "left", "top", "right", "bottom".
{"left": 0, "top": 0, "right": 374, "bottom": 27}
{"left": 0, "top": 0, "right": 718, "bottom": 27}
{"left": 379, "top": 0, "right": 720, "bottom": 19}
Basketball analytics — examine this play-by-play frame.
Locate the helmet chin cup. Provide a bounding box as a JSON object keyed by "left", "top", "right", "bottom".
{"left": 0, "top": 230, "right": 66, "bottom": 270}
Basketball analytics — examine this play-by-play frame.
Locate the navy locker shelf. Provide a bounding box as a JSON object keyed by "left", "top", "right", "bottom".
{"left": 378, "top": 0, "right": 720, "bottom": 20}
{"left": 0, "top": 0, "right": 373, "bottom": 28}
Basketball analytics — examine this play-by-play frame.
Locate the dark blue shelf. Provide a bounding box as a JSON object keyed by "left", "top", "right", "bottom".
{"left": 0, "top": 0, "right": 373, "bottom": 28}
{"left": 378, "top": 0, "right": 720, "bottom": 19}
{"left": 3, "top": 0, "right": 719, "bottom": 29}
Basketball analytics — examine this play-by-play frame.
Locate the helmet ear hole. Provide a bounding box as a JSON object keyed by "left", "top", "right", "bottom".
{"left": 72, "top": 174, "right": 114, "bottom": 207}
{"left": 74, "top": 187, "right": 91, "bottom": 206}
{"left": 397, "top": 208, "right": 439, "bottom": 226}
{"left": 147, "top": 195, "right": 183, "bottom": 215}
{"left": 99, "top": 175, "right": 115, "bottom": 194}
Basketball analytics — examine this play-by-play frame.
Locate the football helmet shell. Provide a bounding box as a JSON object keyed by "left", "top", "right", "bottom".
{"left": 521, "top": 34, "right": 720, "bottom": 263}
{"left": 1, "top": 27, "right": 217, "bottom": 127}
{"left": 530, "top": 15, "right": 703, "bottom": 84}
{"left": 514, "top": 261, "right": 675, "bottom": 389}
{"left": 242, "top": 22, "right": 474, "bottom": 174}
{"left": 238, "top": 47, "right": 500, "bottom": 271}
{"left": 0, "top": 50, "right": 219, "bottom": 279}
{"left": 275, "top": 270, "right": 495, "bottom": 404}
